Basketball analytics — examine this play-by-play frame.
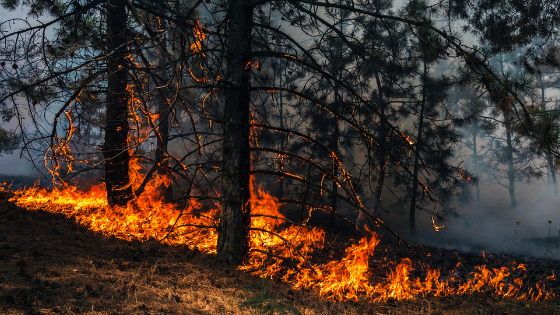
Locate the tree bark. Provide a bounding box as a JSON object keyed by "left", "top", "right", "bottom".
{"left": 216, "top": 0, "right": 253, "bottom": 266}
{"left": 103, "top": 0, "right": 133, "bottom": 207}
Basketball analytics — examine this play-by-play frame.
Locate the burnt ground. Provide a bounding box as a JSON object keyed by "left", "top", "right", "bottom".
{"left": 1, "top": 198, "right": 560, "bottom": 315}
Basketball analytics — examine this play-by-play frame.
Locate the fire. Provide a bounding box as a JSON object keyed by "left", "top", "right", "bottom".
{"left": 403, "top": 134, "right": 414, "bottom": 146}
{"left": 190, "top": 21, "right": 206, "bottom": 55}
{"left": 12, "top": 159, "right": 219, "bottom": 253}
{"left": 315, "top": 234, "right": 379, "bottom": 301}
{"left": 8, "top": 168, "right": 557, "bottom": 303}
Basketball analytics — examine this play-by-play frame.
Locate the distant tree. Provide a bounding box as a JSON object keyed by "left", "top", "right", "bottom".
{"left": 523, "top": 107, "right": 560, "bottom": 195}
{"left": 448, "top": 84, "right": 497, "bottom": 210}
{"left": 485, "top": 69, "right": 537, "bottom": 209}
{"left": 449, "top": 0, "right": 560, "bottom": 55}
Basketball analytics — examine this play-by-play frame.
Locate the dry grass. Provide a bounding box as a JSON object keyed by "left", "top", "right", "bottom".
{"left": 1, "top": 198, "right": 559, "bottom": 315}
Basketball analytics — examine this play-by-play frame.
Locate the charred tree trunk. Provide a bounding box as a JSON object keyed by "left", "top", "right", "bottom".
{"left": 103, "top": 0, "right": 133, "bottom": 207}
{"left": 409, "top": 60, "right": 427, "bottom": 237}
{"left": 217, "top": 0, "right": 253, "bottom": 266}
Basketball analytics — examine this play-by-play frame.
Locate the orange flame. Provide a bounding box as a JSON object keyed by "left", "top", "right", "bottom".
{"left": 190, "top": 21, "right": 206, "bottom": 55}
{"left": 403, "top": 134, "right": 414, "bottom": 146}
{"left": 12, "top": 159, "right": 218, "bottom": 253}
{"left": 8, "top": 171, "right": 557, "bottom": 303}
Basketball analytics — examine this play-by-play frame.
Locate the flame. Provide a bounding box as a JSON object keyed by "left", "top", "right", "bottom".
{"left": 245, "top": 61, "right": 259, "bottom": 69}
{"left": 403, "top": 134, "right": 414, "bottom": 146}
{"left": 190, "top": 21, "right": 206, "bottom": 55}
{"left": 12, "top": 159, "right": 218, "bottom": 253}
{"left": 8, "top": 170, "right": 557, "bottom": 302}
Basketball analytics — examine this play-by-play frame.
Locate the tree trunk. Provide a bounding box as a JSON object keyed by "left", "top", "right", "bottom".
{"left": 330, "top": 116, "right": 339, "bottom": 230}
{"left": 357, "top": 110, "right": 386, "bottom": 228}
{"left": 541, "top": 83, "right": 552, "bottom": 188}
{"left": 103, "top": 0, "right": 133, "bottom": 207}
{"left": 499, "top": 56, "right": 517, "bottom": 208}
{"left": 216, "top": 0, "right": 253, "bottom": 266}
{"left": 356, "top": 68, "right": 389, "bottom": 230}
{"left": 504, "top": 118, "right": 517, "bottom": 208}
{"left": 278, "top": 86, "right": 284, "bottom": 200}
{"left": 356, "top": 159, "right": 386, "bottom": 230}
{"left": 409, "top": 60, "right": 427, "bottom": 237}
{"left": 154, "top": 30, "right": 173, "bottom": 202}
{"left": 547, "top": 153, "right": 558, "bottom": 195}
{"left": 300, "top": 143, "right": 313, "bottom": 223}
{"left": 473, "top": 133, "right": 481, "bottom": 210}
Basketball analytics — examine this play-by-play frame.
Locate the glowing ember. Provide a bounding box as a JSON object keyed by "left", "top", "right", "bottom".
{"left": 8, "top": 169, "right": 557, "bottom": 302}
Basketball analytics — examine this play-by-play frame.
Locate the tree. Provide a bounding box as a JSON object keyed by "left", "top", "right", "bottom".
{"left": 0, "top": 0, "right": 204, "bottom": 195}
{"left": 488, "top": 69, "right": 536, "bottom": 209}
{"left": 103, "top": 0, "right": 134, "bottom": 207}
{"left": 448, "top": 84, "right": 496, "bottom": 210}
{"left": 526, "top": 107, "right": 560, "bottom": 195}
{"left": 215, "top": 0, "right": 253, "bottom": 265}
{"left": 2, "top": 0, "right": 532, "bottom": 266}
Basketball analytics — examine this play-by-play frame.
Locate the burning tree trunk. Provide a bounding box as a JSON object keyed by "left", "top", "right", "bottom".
{"left": 216, "top": 0, "right": 253, "bottom": 266}
{"left": 103, "top": 0, "right": 133, "bottom": 207}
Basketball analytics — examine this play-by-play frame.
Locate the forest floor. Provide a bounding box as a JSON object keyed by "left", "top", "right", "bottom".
{"left": 1, "top": 197, "right": 560, "bottom": 315}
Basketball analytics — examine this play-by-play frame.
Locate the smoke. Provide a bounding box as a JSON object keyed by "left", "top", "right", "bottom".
{"left": 415, "top": 181, "right": 560, "bottom": 259}
{"left": 0, "top": 152, "right": 40, "bottom": 176}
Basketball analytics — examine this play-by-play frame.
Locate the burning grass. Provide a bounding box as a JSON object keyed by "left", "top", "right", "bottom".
{"left": 2, "top": 198, "right": 560, "bottom": 315}
{"left": 1, "top": 164, "right": 559, "bottom": 312}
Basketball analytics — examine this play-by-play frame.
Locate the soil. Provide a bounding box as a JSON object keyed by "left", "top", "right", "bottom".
{"left": 1, "top": 197, "right": 560, "bottom": 315}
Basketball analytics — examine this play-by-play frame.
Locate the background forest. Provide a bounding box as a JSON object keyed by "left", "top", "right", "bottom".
{"left": 0, "top": 0, "right": 560, "bottom": 264}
